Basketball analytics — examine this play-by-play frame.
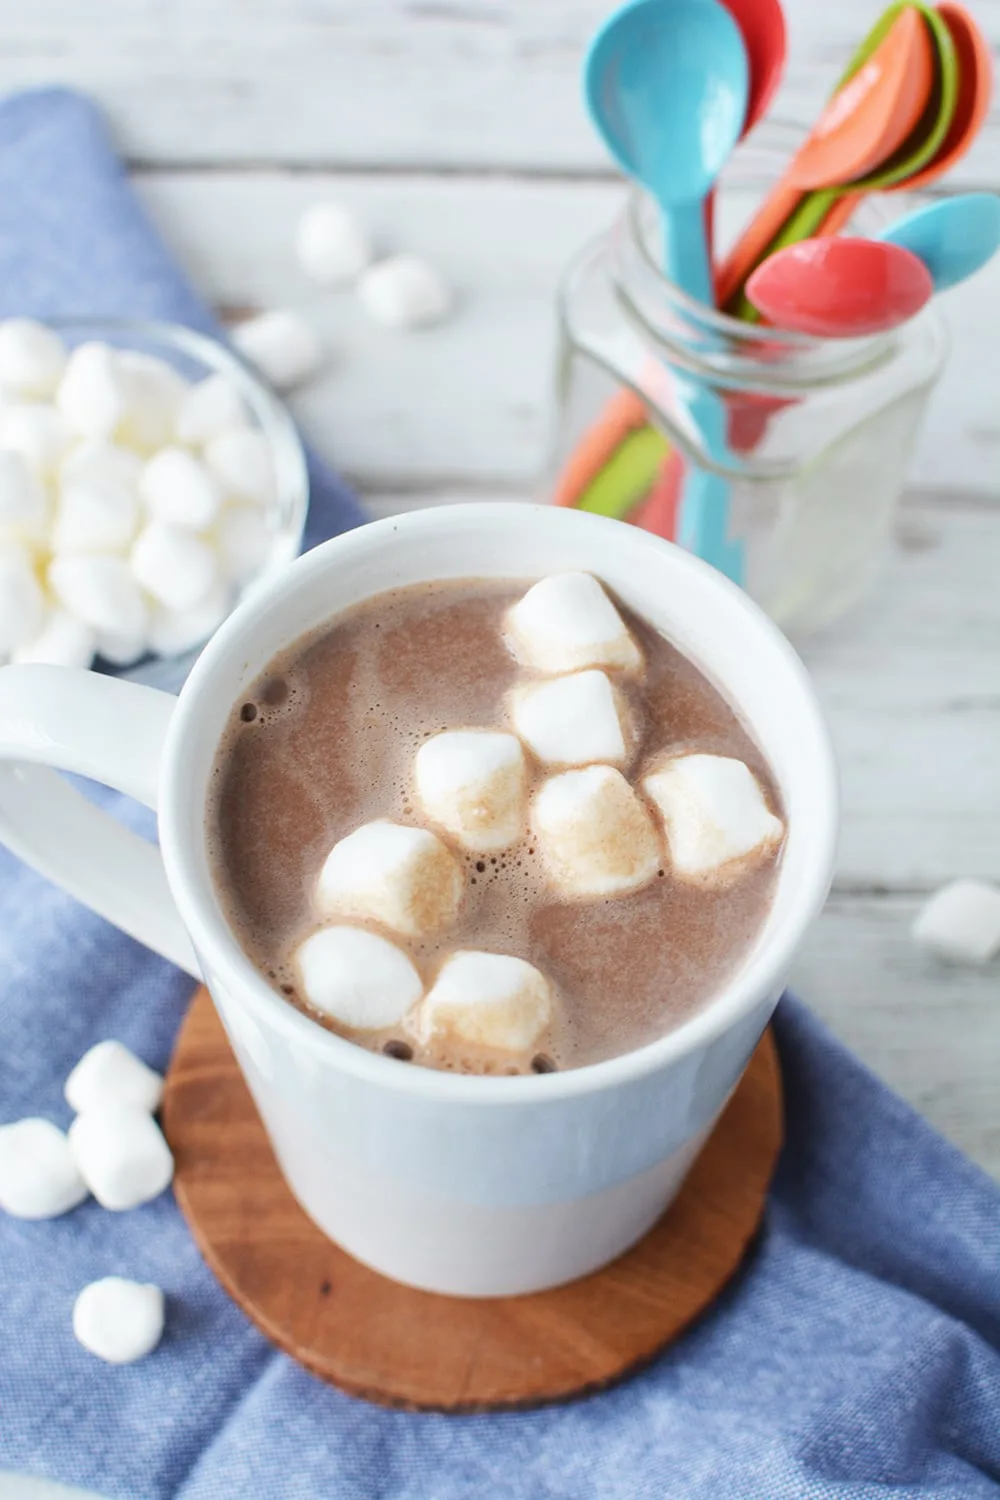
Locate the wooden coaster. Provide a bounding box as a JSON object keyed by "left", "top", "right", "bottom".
{"left": 162, "top": 987, "right": 782, "bottom": 1412}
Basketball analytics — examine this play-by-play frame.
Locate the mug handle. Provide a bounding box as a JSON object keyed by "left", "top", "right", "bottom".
{"left": 0, "top": 664, "right": 200, "bottom": 978}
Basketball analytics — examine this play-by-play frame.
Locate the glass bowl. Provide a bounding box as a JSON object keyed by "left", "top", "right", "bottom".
{"left": 39, "top": 318, "right": 309, "bottom": 690}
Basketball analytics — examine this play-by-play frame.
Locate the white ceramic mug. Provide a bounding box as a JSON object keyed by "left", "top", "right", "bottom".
{"left": 0, "top": 505, "right": 837, "bottom": 1297}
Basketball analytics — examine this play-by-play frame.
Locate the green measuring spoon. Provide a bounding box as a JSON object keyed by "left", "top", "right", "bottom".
{"left": 732, "top": 1, "right": 958, "bottom": 319}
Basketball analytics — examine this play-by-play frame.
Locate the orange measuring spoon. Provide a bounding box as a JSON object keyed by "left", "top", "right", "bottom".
{"left": 816, "top": 0, "right": 993, "bottom": 238}
{"left": 716, "top": 3, "right": 934, "bottom": 308}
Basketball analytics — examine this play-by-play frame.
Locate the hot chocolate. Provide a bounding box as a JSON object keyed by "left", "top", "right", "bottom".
{"left": 208, "top": 574, "right": 785, "bottom": 1074}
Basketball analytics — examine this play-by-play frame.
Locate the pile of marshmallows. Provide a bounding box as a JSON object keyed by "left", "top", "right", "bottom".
{"left": 295, "top": 573, "right": 785, "bottom": 1057}
{"left": 0, "top": 1039, "right": 172, "bottom": 1364}
{"left": 0, "top": 318, "right": 277, "bottom": 670}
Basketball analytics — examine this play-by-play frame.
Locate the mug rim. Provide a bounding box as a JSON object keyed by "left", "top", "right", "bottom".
{"left": 159, "top": 503, "right": 838, "bottom": 1104}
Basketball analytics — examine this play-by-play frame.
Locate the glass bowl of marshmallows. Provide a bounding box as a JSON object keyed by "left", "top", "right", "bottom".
{"left": 0, "top": 317, "right": 308, "bottom": 680}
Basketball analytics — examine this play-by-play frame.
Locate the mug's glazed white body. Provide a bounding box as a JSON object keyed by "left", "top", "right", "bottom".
{"left": 0, "top": 505, "right": 837, "bottom": 1296}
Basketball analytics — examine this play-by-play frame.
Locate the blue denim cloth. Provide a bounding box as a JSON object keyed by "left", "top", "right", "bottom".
{"left": 0, "top": 87, "right": 999, "bottom": 1500}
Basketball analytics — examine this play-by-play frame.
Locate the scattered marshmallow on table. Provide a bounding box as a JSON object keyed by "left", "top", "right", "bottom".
{"left": 138, "top": 446, "right": 222, "bottom": 531}
{"left": 68, "top": 1106, "right": 174, "bottom": 1211}
{"left": 415, "top": 730, "right": 527, "bottom": 853}
{"left": 0, "top": 1117, "right": 88, "bottom": 1219}
{"left": 13, "top": 608, "right": 96, "bottom": 669}
{"left": 296, "top": 201, "right": 372, "bottom": 285}
{"left": 295, "top": 926, "right": 424, "bottom": 1029}
{"left": 0, "top": 318, "right": 66, "bottom": 398}
{"left": 643, "top": 754, "right": 784, "bottom": 879}
{"left": 510, "top": 670, "right": 632, "bottom": 768}
{"left": 418, "top": 951, "right": 552, "bottom": 1053}
{"left": 531, "top": 765, "right": 661, "bottom": 899}
{"left": 73, "top": 1278, "right": 165, "bottom": 1365}
{"left": 65, "top": 1040, "right": 164, "bottom": 1116}
{"left": 317, "top": 820, "right": 463, "bottom": 938}
{"left": 912, "top": 879, "right": 1000, "bottom": 965}
{"left": 0, "top": 544, "right": 45, "bottom": 655}
{"left": 131, "top": 522, "right": 219, "bottom": 612}
{"left": 175, "top": 373, "right": 249, "bottom": 445}
{"left": 204, "top": 428, "right": 276, "bottom": 506}
{"left": 505, "top": 573, "right": 642, "bottom": 676}
{"left": 231, "top": 309, "right": 323, "bottom": 392}
{"left": 357, "top": 254, "right": 452, "bottom": 329}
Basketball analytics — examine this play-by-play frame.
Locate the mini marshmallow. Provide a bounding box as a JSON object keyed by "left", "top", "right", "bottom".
{"left": 0, "top": 544, "right": 45, "bottom": 654}
{"left": 505, "top": 573, "right": 642, "bottom": 676}
{"left": 643, "top": 754, "right": 783, "bottom": 879}
{"left": 13, "top": 608, "right": 96, "bottom": 669}
{"left": 215, "top": 504, "right": 273, "bottom": 585}
{"left": 0, "top": 319, "right": 66, "bottom": 397}
{"left": 94, "top": 626, "right": 148, "bottom": 668}
{"left": 131, "top": 522, "right": 219, "bottom": 612}
{"left": 116, "top": 352, "right": 187, "bottom": 452}
{"left": 531, "top": 765, "right": 661, "bottom": 899}
{"left": 65, "top": 1040, "right": 164, "bottom": 1116}
{"left": 295, "top": 926, "right": 423, "bottom": 1029}
{"left": 51, "top": 476, "right": 139, "bottom": 555}
{"left": 0, "top": 1118, "right": 88, "bottom": 1219}
{"left": 510, "top": 670, "right": 631, "bottom": 767}
{"left": 317, "top": 820, "right": 463, "bottom": 938}
{"left": 231, "top": 310, "right": 323, "bottom": 392}
{"left": 418, "top": 951, "right": 552, "bottom": 1053}
{"left": 73, "top": 1278, "right": 164, "bottom": 1365}
{"left": 0, "top": 403, "right": 69, "bottom": 477}
{"left": 138, "top": 447, "right": 222, "bottom": 530}
{"left": 357, "top": 254, "right": 452, "bottom": 329}
{"left": 49, "top": 553, "right": 148, "bottom": 640}
{"left": 296, "top": 201, "right": 372, "bottom": 285}
{"left": 175, "top": 373, "right": 248, "bottom": 445}
{"left": 56, "top": 342, "right": 128, "bottom": 439}
{"left": 204, "top": 429, "right": 276, "bottom": 506}
{"left": 0, "top": 449, "right": 48, "bottom": 541}
{"left": 415, "top": 730, "right": 527, "bottom": 852}
{"left": 61, "top": 438, "right": 143, "bottom": 492}
{"left": 68, "top": 1107, "right": 174, "bottom": 1211}
{"left": 147, "top": 582, "right": 231, "bottom": 657}
{"left": 912, "top": 879, "right": 1000, "bottom": 965}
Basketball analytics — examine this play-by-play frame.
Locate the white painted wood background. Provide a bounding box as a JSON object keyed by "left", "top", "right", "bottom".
{"left": 1, "top": 3, "right": 998, "bottom": 1495}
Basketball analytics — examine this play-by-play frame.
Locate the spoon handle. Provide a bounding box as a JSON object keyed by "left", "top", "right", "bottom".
{"left": 660, "top": 200, "right": 714, "bottom": 305}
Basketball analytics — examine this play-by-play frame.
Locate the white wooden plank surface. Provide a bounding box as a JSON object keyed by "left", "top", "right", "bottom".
{"left": 0, "top": 0, "right": 996, "bottom": 183}
{"left": 136, "top": 171, "right": 1000, "bottom": 494}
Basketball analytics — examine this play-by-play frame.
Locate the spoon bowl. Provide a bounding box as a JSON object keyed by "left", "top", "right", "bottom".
{"left": 746, "top": 236, "right": 934, "bottom": 336}
{"left": 877, "top": 193, "right": 1000, "bottom": 291}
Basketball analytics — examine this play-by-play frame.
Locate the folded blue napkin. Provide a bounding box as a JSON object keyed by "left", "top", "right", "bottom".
{"left": 1, "top": 89, "right": 999, "bottom": 1500}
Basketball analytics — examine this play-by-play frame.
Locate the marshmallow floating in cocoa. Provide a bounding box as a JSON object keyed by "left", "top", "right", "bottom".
{"left": 295, "top": 925, "right": 423, "bottom": 1029}
{"left": 418, "top": 951, "right": 552, "bottom": 1053}
{"left": 316, "top": 819, "right": 463, "bottom": 938}
{"left": 73, "top": 1277, "right": 165, "bottom": 1365}
{"left": 643, "top": 753, "right": 783, "bottom": 878}
{"left": 531, "top": 764, "right": 661, "bottom": 899}
{"left": 0, "top": 1117, "right": 88, "bottom": 1220}
{"left": 415, "top": 729, "right": 527, "bottom": 853}
{"left": 505, "top": 572, "right": 642, "bottom": 676}
{"left": 510, "top": 669, "right": 632, "bottom": 768}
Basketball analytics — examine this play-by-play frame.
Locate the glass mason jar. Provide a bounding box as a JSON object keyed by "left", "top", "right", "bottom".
{"left": 547, "top": 138, "right": 948, "bottom": 635}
